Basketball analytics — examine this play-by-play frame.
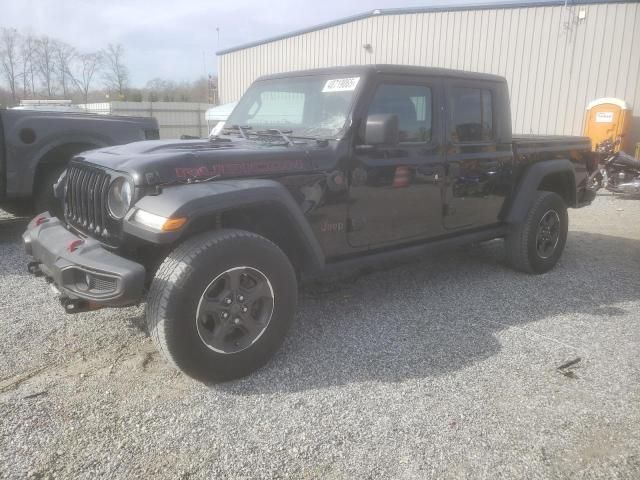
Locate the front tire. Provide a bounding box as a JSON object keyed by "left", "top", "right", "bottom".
{"left": 146, "top": 229, "right": 297, "bottom": 382}
{"left": 505, "top": 191, "right": 568, "bottom": 274}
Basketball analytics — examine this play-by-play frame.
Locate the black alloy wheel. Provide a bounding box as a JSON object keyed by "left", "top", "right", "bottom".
{"left": 535, "top": 210, "right": 561, "bottom": 259}
{"left": 196, "top": 266, "right": 275, "bottom": 354}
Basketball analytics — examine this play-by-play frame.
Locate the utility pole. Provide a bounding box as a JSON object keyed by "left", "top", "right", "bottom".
{"left": 214, "top": 27, "right": 221, "bottom": 105}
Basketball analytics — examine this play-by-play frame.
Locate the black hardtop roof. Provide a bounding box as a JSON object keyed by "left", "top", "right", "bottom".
{"left": 256, "top": 64, "right": 506, "bottom": 83}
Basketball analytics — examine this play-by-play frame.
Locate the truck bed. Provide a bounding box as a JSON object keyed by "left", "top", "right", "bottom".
{"left": 512, "top": 133, "right": 596, "bottom": 206}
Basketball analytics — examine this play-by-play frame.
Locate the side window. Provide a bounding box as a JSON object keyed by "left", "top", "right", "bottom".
{"left": 451, "top": 87, "right": 493, "bottom": 142}
{"left": 368, "top": 84, "right": 432, "bottom": 142}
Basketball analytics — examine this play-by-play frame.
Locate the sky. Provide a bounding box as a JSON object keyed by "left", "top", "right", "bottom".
{"left": 2, "top": 0, "right": 520, "bottom": 86}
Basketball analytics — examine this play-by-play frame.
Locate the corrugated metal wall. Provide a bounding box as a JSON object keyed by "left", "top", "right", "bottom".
{"left": 218, "top": 2, "right": 640, "bottom": 145}
{"left": 79, "top": 101, "right": 215, "bottom": 138}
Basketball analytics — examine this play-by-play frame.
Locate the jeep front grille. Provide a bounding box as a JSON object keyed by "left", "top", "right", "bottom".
{"left": 64, "top": 164, "right": 112, "bottom": 239}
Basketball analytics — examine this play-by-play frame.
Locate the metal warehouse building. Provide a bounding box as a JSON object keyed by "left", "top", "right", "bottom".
{"left": 217, "top": 0, "right": 640, "bottom": 146}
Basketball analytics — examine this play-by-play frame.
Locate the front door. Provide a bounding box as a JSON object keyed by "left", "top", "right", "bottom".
{"left": 348, "top": 78, "right": 446, "bottom": 248}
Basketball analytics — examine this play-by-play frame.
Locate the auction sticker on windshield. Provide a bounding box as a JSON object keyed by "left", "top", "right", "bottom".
{"left": 322, "top": 77, "right": 360, "bottom": 93}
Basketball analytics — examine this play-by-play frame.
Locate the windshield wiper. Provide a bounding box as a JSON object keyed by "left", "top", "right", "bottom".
{"left": 226, "top": 125, "right": 320, "bottom": 146}
{"left": 223, "top": 124, "right": 252, "bottom": 139}
{"left": 255, "top": 128, "right": 295, "bottom": 146}
{"left": 255, "top": 128, "right": 321, "bottom": 146}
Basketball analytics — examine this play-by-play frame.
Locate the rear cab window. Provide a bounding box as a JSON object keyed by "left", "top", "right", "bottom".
{"left": 450, "top": 87, "right": 494, "bottom": 143}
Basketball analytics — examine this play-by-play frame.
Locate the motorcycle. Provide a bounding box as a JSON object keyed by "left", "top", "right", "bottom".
{"left": 594, "top": 138, "right": 640, "bottom": 196}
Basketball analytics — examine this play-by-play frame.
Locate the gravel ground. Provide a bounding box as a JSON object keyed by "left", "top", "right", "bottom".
{"left": 1, "top": 192, "right": 639, "bottom": 479}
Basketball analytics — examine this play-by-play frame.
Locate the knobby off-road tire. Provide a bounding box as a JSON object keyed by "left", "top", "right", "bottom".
{"left": 505, "top": 191, "right": 568, "bottom": 274}
{"left": 146, "top": 229, "right": 298, "bottom": 382}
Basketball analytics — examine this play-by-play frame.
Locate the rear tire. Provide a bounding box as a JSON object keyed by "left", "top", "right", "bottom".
{"left": 505, "top": 191, "right": 568, "bottom": 274}
{"left": 146, "top": 229, "right": 297, "bottom": 382}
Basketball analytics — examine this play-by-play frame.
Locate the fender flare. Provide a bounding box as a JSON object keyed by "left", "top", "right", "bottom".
{"left": 29, "top": 135, "right": 110, "bottom": 189}
{"left": 505, "top": 159, "right": 576, "bottom": 223}
{"left": 124, "top": 179, "right": 325, "bottom": 272}
{"left": 32, "top": 135, "right": 110, "bottom": 167}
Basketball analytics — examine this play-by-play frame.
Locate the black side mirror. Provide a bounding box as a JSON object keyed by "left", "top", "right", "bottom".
{"left": 363, "top": 113, "right": 399, "bottom": 146}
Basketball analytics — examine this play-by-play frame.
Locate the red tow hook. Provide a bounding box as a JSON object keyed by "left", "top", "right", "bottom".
{"left": 67, "top": 239, "right": 84, "bottom": 252}
{"left": 35, "top": 216, "right": 49, "bottom": 226}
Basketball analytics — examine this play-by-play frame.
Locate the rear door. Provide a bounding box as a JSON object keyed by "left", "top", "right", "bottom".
{"left": 348, "top": 75, "right": 446, "bottom": 247}
{"left": 443, "top": 82, "right": 512, "bottom": 229}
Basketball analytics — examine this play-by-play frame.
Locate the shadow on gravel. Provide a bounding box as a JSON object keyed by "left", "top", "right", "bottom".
{"left": 0, "top": 217, "right": 29, "bottom": 242}
{"left": 216, "top": 231, "right": 640, "bottom": 395}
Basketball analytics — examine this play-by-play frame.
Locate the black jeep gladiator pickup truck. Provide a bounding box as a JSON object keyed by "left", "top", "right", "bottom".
{"left": 0, "top": 108, "right": 159, "bottom": 212}
{"left": 23, "top": 65, "right": 598, "bottom": 382}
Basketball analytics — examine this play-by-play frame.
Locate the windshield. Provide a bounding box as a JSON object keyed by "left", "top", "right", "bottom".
{"left": 225, "top": 75, "right": 361, "bottom": 138}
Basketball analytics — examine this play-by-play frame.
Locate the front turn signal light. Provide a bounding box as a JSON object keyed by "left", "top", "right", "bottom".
{"left": 133, "top": 209, "right": 187, "bottom": 232}
{"left": 161, "top": 217, "right": 187, "bottom": 232}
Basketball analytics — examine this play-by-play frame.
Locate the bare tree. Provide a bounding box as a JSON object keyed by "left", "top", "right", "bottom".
{"left": 144, "top": 76, "right": 215, "bottom": 103}
{"left": 72, "top": 52, "right": 102, "bottom": 104}
{"left": 54, "top": 41, "right": 76, "bottom": 98}
{"left": 0, "top": 85, "right": 13, "bottom": 106}
{"left": 146, "top": 77, "right": 176, "bottom": 101}
{"left": 2, "top": 28, "right": 216, "bottom": 105}
{"left": 20, "top": 34, "right": 37, "bottom": 98}
{"left": 102, "top": 43, "right": 128, "bottom": 99}
{"left": 0, "top": 28, "right": 21, "bottom": 103}
{"left": 35, "top": 36, "right": 56, "bottom": 98}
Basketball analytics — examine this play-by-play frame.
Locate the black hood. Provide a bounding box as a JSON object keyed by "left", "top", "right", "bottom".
{"left": 74, "top": 138, "right": 325, "bottom": 186}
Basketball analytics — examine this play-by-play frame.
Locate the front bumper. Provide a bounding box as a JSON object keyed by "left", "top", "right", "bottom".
{"left": 23, "top": 213, "right": 145, "bottom": 309}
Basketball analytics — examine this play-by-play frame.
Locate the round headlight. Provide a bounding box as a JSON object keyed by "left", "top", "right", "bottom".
{"left": 107, "top": 177, "right": 133, "bottom": 219}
